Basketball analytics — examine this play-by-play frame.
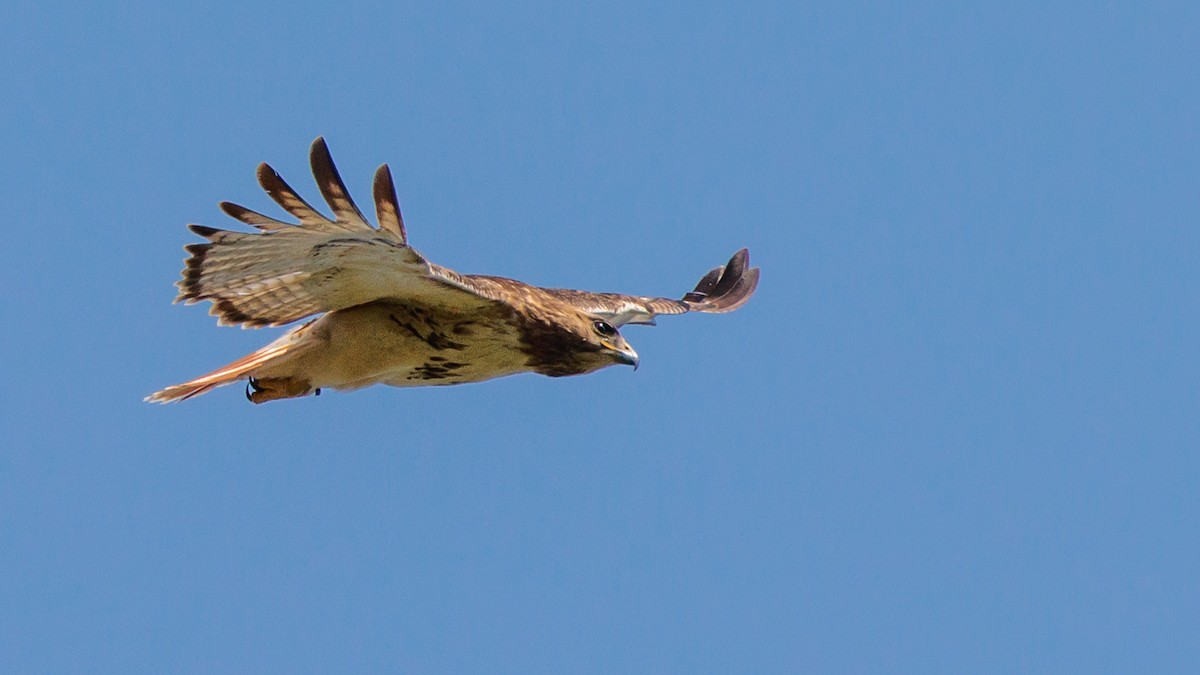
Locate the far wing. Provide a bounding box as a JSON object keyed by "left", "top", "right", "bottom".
{"left": 177, "top": 138, "right": 503, "bottom": 327}
{"left": 541, "top": 249, "right": 760, "bottom": 327}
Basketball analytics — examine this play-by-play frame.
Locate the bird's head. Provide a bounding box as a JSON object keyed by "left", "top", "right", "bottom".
{"left": 583, "top": 316, "right": 640, "bottom": 371}
{"left": 518, "top": 306, "right": 640, "bottom": 377}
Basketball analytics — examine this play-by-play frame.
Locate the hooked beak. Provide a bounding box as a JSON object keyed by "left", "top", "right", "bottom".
{"left": 615, "top": 348, "right": 640, "bottom": 370}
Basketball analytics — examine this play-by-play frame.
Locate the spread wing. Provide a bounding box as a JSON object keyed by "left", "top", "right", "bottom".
{"left": 177, "top": 137, "right": 515, "bottom": 327}
{"left": 542, "top": 249, "right": 760, "bottom": 327}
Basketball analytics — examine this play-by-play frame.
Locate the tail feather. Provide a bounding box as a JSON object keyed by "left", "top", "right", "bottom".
{"left": 145, "top": 331, "right": 310, "bottom": 403}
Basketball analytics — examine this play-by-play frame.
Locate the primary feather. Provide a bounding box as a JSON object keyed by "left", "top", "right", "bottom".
{"left": 149, "top": 138, "right": 759, "bottom": 403}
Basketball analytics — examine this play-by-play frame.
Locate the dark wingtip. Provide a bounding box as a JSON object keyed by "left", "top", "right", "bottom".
{"left": 308, "top": 136, "right": 370, "bottom": 226}
{"left": 712, "top": 249, "right": 749, "bottom": 295}
{"left": 256, "top": 158, "right": 326, "bottom": 223}
{"left": 373, "top": 164, "right": 407, "bottom": 242}
{"left": 218, "top": 201, "right": 291, "bottom": 230}
{"left": 255, "top": 162, "right": 282, "bottom": 196}
{"left": 187, "top": 224, "right": 221, "bottom": 239}
{"left": 309, "top": 137, "right": 333, "bottom": 172}
{"left": 688, "top": 266, "right": 724, "bottom": 298}
{"left": 308, "top": 137, "right": 331, "bottom": 170}
{"left": 681, "top": 249, "right": 759, "bottom": 313}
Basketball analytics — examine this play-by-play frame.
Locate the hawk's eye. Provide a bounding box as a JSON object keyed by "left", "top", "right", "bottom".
{"left": 593, "top": 320, "right": 617, "bottom": 337}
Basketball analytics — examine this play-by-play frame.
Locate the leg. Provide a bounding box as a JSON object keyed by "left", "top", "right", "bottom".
{"left": 245, "top": 375, "right": 315, "bottom": 404}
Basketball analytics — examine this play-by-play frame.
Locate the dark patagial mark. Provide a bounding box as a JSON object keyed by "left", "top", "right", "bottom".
{"left": 408, "top": 360, "right": 465, "bottom": 381}
{"left": 309, "top": 236, "right": 408, "bottom": 259}
{"left": 315, "top": 267, "right": 342, "bottom": 285}
{"left": 388, "top": 313, "right": 468, "bottom": 351}
{"left": 310, "top": 237, "right": 369, "bottom": 257}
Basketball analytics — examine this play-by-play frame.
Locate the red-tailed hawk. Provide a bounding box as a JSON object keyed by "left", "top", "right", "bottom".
{"left": 147, "top": 138, "right": 759, "bottom": 404}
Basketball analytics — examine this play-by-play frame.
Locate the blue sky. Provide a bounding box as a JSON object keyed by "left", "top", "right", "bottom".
{"left": 2, "top": 1, "right": 1198, "bottom": 672}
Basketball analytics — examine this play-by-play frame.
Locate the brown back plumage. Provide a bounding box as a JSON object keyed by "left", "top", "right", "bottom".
{"left": 149, "top": 138, "right": 758, "bottom": 403}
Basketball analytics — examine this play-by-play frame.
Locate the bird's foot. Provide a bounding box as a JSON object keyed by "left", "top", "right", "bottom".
{"left": 244, "top": 375, "right": 315, "bottom": 404}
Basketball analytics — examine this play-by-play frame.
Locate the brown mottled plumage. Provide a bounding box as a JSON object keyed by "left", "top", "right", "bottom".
{"left": 146, "top": 138, "right": 759, "bottom": 404}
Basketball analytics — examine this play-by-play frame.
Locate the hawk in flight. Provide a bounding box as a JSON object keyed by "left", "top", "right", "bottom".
{"left": 147, "top": 138, "right": 759, "bottom": 404}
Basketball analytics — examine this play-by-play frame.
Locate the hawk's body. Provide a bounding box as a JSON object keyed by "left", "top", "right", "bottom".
{"left": 147, "top": 139, "right": 759, "bottom": 403}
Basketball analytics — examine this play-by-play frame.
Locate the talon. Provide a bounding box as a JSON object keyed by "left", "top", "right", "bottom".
{"left": 314, "top": 388, "right": 321, "bottom": 396}
{"left": 242, "top": 375, "right": 310, "bottom": 404}
{"left": 245, "top": 376, "right": 263, "bottom": 402}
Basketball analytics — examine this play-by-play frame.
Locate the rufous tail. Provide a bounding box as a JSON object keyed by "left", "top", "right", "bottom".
{"left": 145, "top": 338, "right": 303, "bottom": 403}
